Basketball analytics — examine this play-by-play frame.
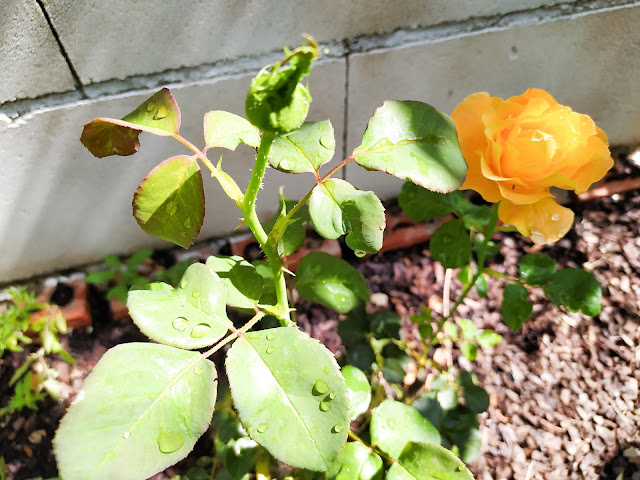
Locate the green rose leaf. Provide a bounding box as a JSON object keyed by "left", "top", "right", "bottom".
{"left": 326, "top": 442, "right": 383, "bottom": 480}
{"left": 295, "top": 252, "right": 370, "bottom": 313}
{"left": 502, "top": 283, "right": 533, "bottom": 330}
{"left": 127, "top": 263, "right": 232, "bottom": 349}
{"left": 341, "top": 365, "right": 371, "bottom": 421}
{"left": 429, "top": 219, "right": 472, "bottom": 269}
{"left": 265, "top": 196, "right": 309, "bottom": 256}
{"left": 369, "top": 311, "right": 402, "bottom": 340}
{"left": 476, "top": 330, "right": 502, "bottom": 348}
{"left": 81, "top": 88, "right": 181, "bottom": 158}
{"left": 54, "top": 343, "right": 217, "bottom": 480}
{"left": 245, "top": 41, "right": 318, "bottom": 134}
{"left": 543, "top": 268, "right": 602, "bottom": 316}
{"left": 460, "top": 342, "right": 478, "bottom": 362}
{"left": 386, "top": 442, "right": 474, "bottom": 480}
{"left": 353, "top": 101, "right": 467, "bottom": 193}
{"left": 226, "top": 327, "right": 349, "bottom": 471}
{"left": 205, "top": 255, "right": 264, "bottom": 309}
{"left": 518, "top": 253, "right": 556, "bottom": 285}
{"left": 370, "top": 399, "right": 440, "bottom": 459}
{"left": 309, "top": 179, "right": 385, "bottom": 255}
{"left": 203, "top": 110, "right": 260, "bottom": 151}
{"left": 456, "top": 318, "right": 478, "bottom": 340}
{"left": 252, "top": 261, "right": 277, "bottom": 307}
{"left": 268, "top": 120, "right": 336, "bottom": 174}
{"left": 133, "top": 155, "right": 204, "bottom": 249}
{"left": 398, "top": 181, "right": 454, "bottom": 222}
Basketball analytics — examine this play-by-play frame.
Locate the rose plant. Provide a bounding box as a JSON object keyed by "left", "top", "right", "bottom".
{"left": 53, "top": 38, "right": 610, "bottom": 480}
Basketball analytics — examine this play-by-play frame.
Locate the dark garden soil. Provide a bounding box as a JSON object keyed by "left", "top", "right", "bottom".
{"left": 1, "top": 152, "right": 639, "bottom": 480}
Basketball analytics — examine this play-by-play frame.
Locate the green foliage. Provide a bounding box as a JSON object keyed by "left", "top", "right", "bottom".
{"left": 326, "top": 442, "right": 383, "bottom": 480}
{"left": 309, "top": 179, "right": 385, "bottom": 255}
{"left": 85, "top": 248, "right": 153, "bottom": 303}
{"left": 502, "top": 283, "right": 533, "bottom": 330}
{"left": 245, "top": 40, "right": 318, "bottom": 134}
{"left": 429, "top": 219, "right": 472, "bottom": 269}
{"left": 226, "top": 327, "right": 349, "bottom": 471}
{"left": 353, "top": 101, "right": 467, "bottom": 193}
{"left": 544, "top": 268, "right": 602, "bottom": 316}
{"left": 133, "top": 156, "right": 205, "bottom": 248}
{"left": 386, "top": 442, "right": 474, "bottom": 479}
{"left": 54, "top": 343, "right": 218, "bottom": 480}
{"left": 1, "top": 286, "right": 74, "bottom": 416}
{"left": 268, "top": 120, "right": 335, "bottom": 174}
{"left": 295, "top": 252, "right": 370, "bottom": 313}
{"left": 127, "top": 263, "right": 232, "bottom": 349}
{"left": 518, "top": 253, "right": 556, "bottom": 285}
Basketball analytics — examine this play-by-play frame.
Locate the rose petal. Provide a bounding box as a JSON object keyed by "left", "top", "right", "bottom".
{"left": 498, "top": 197, "right": 574, "bottom": 244}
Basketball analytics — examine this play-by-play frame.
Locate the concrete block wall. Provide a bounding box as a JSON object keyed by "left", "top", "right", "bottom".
{"left": 1, "top": 0, "right": 639, "bottom": 282}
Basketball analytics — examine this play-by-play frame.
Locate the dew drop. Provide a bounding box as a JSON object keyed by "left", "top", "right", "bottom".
{"left": 551, "top": 213, "right": 560, "bottom": 221}
{"left": 354, "top": 251, "right": 366, "bottom": 258}
{"left": 529, "top": 230, "right": 546, "bottom": 244}
{"left": 193, "top": 365, "right": 202, "bottom": 375}
{"left": 339, "top": 296, "right": 346, "bottom": 303}
{"left": 323, "top": 366, "right": 330, "bottom": 374}
{"left": 385, "top": 167, "right": 396, "bottom": 175}
{"left": 320, "top": 401, "right": 332, "bottom": 412}
{"left": 319, "top": 135, "right": 335, "bottom": 150}
{"left": 166, "top": 202, "right": 178, "bottom": 215}
{"left": 146, "top": 102, "right": 155, "bottom": 112}
{"left": 266, "top": 346, "right": 276, "bottom": 354}
{"left": 184, "top": 218, "right": 192, "bottom": 229}
{"left": 257, "top": 424, "right": 267, "bottom": 433}
{"left": 172, "top": 317, "right": 188, "bottom": 331}
{"left": 328, "top": 392, "right": 336, "bottom": 400}
{"left": 157, "top": 429, "right": 184, "bottom": 454}
{"left": 266, "top": 332, "right": 276, "bottom": 341}
{"left": 312, "top": 379, "right": 330, "bottom": 396}
{"left": 279, "top": 156, "right": 296, "bottom": 171}
{"left": 122, "top": 431, "right": 131, "bottom": 439}
{"left": 332, "top": 424, "right": 344, "bottom": 433}
{"left": 190, "top": 323, "right": 211, "bottom": 338}
{"left": 180, "top": 280, "right": 188, "bottom": 288}
{"left": 191, "top": 290, "right": 200, "bottom": 298}
{"left": 154, "top": 105, "right": 169, "bottom": 120}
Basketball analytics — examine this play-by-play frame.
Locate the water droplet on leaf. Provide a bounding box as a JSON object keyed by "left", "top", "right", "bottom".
{"left": 157, "top": 429, "right": 184, "bottom": 453}
{"left": 328, "top": 392, "right": 336, "bottom": 400}
{"left": 319, "top": 135, "right": 335, "bottom": 150}
{"left": 551, "top": 213, "right": 560, "bottom": 221}
{"left": 332, "top": 424, "right": 344, "bottom": 433}
{"left": 279, "top": 156, "right": 296, "bottom": 171}
{"left": 193, "top": 365, "right": 202, "bottom": 375}
{"left": 146, "top": 102, "right": 155, "bottom": 112}
{"left": 323, "top": 366, "right": 330, "bottom": 374}
{"left": 266, "top": 346, "right": 275, "bottom": 354}
{"left": 257, "top": 424, "right": 267, "bottom": 433}
{"left": 354, "top": 251, "right": 366, "bottom": 258}
{"left": 122, "top": 431, "right": 131, "bottom": 439}
{"left": 190, "top": 323, "right": 211, "bottom": 338}
{"left": 166, "top": 202, "right": 178, "bottom": 215}
{"left": 320, "top": 401, "right": 332, "bottom": 412}
{"left": 266, "top": 332, "right": 275, "bottom": 341}
{"left": 312, "top": 379, "right": 330, "bottom": 395}
{"left": 172, "top": 317, "right": 188, "bottom": 331}
{"left": 184, "top": 218, "right": 192, "bottom": 229}
{"left": 191, "top": 290, "right": 200, "bottom": 298}
{"left": 154, "top": 105, "right": 169, "bottom": 120}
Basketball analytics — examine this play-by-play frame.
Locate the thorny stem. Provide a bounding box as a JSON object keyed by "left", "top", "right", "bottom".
{"left": 243, "top": 132, "right": 293, "bottom": 327}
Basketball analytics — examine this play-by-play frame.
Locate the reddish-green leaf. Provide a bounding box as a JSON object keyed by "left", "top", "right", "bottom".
{"left": 81, "top": 88, "right": 181, "bottom": 158}
{"left": 133, "top": 156, "right": 204, "bottom": 248}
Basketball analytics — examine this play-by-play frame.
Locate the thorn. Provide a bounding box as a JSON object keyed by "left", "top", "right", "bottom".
{"left": 281, "top": 266, "right": 296, "bottom": 276}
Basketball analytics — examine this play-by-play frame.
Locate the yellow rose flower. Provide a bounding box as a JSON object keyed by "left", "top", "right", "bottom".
{"left": 451, "top": 88, "right": 613, "bottom": 244}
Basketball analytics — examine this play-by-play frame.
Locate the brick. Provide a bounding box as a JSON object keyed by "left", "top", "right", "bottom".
{"left": 345, "top": 6, "right": 640, "bottom": 197}
{"left": 43, "top": 0, "right": 575, "bottom": 83}
{"left": 0, "top": 0, "right": 75, "bottom": 103}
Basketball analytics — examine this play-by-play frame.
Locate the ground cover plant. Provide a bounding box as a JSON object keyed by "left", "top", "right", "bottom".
{"left": 51, "top": 38, "right": 614, "bottom": 480}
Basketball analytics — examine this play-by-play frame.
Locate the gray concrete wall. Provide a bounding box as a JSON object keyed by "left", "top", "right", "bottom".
{"left": 1, "top": 0, "right": 639, "bottom": 282}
